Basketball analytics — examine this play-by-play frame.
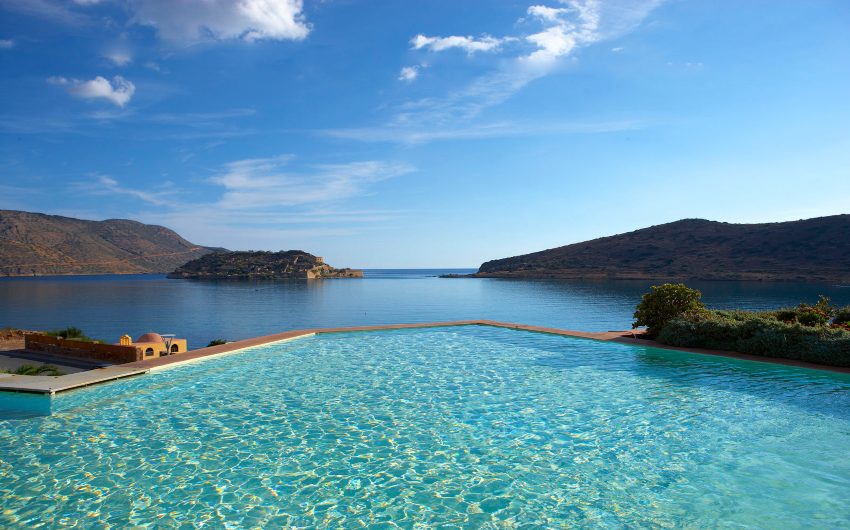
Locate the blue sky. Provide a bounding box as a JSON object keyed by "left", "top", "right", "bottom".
{"left": 1, "top": 0, "right": 849, "bottom": 268}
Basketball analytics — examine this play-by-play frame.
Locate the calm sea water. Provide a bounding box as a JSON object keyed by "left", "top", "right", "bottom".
{"left": 2, "top": 326, "right": 849, "bottom": 527}
{"left": 1, "top": 270, "right": 848, "bottom": 348}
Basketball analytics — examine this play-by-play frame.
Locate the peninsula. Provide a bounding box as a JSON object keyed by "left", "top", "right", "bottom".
{"left": 465, "top": 215, "right": 850, "bottom": 282}
{"left": 167, "top": 250, "right": 363, "bottom": 280}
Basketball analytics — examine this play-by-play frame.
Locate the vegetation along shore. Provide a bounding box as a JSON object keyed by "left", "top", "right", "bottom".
{"left": 634, "top": 284, "right": 850, "bottom": 368}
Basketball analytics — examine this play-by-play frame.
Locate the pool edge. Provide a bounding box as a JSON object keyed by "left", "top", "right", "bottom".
{"left": 3, "top": 319, "right": 848, "bottom": 395}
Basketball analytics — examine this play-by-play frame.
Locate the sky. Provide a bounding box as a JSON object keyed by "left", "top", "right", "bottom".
{"left": 1, "top": 0, "right": 849, "bottom": 268}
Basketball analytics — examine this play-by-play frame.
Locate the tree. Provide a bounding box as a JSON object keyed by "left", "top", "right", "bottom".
{"left": 633, "top": 283, "right": 705, "bottom": 338}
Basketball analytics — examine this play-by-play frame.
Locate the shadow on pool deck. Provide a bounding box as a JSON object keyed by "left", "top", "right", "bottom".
{"left": 0, "top": 349, "right": 103, "bottom": 374}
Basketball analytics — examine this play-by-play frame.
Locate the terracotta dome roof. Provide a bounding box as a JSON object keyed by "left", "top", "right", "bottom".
{"left": 136, "top": 332, "right": 163, "bottom": 343}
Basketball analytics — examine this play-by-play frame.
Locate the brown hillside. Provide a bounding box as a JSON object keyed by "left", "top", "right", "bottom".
{"left": 0, "top": 210, "right": 218, "bottom": 276}
{"left": 475, "top": 215, "right": 850, "bottom": 282}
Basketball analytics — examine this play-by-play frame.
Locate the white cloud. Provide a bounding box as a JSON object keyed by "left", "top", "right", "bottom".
{"left": 398, "top": 66, "right": 420, "bottom": 82}
{"left": 411, "top": 34, "right": 507, "bottom": 54}
{"left": 77, "top": 175, "right": 172, "bottom": 205}
{"left": 323, "top": 119, "right": 639, "bottom": 144}
{"left": 148, "top": 108, "right": 256, "bottom": 124}
{"left": 0, "top": 0, "right": 90, "bottom": 25}
{"left": 2, "top": 0, "right": 311, "bottom": 45}
{"left": 104, "top": 49, "right": 132, "bottom": 66}
{"left": 525, "top": 24, "right": 578, "bottom": 64}
{"left": 611, "top": 46, "right": 624, "bottom": 52}
{"left": 522, "top": 0, "right": 604, "bottom": 66}
{"left": 348, "top": 0, "right": 662, "bottom": 143}
{"left": 70, "top": 161, "right": 410, "bottom": 252}
{"left": 0, "top": 39, "right": 14, "bottom": 49}
{"left": 48, "top": 75, "right": 136, "bottom": 106}
{"left": 132, "top": 0, "right": 310, "bottom": 44}
{"left": 527, "top": 5, "right": 568, "bottom": 23}
{"left": 210, "top": 155, "right": 413, "bottom": 209}
{"left": 667, "top": 61, "right": 704, "bottom": 70}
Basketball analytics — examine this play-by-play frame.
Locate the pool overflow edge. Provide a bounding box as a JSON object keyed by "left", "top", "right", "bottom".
{"left": 1, "top": 319, "right": 848, "bottom": 396}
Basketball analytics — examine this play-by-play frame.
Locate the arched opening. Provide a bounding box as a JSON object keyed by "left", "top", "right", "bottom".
{"left": 170, "top": 343, "right": 179, "bottom": 353}
{"left": 144, "top": 347, "right": 154, "bottom": 357}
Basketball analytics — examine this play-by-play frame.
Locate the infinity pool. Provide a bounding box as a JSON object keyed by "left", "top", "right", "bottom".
{"left": 1, "top": 326, "right": 849, "bottom": 527}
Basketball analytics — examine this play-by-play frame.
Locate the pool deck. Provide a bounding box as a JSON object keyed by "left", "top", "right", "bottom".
{"left": 1, "top": 320, "right": 847, "bottom": 395}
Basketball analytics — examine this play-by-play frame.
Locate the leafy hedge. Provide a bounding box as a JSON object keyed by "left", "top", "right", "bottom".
{"left": 632, "top": 283, "right": 705, "bottom": 338}
{"left": 834, "top": 306, "right": 850, "bottom": 328}
{"left": 1, "top": 364, "right": 63, "bottom": 376}
{"left": 657, "top": 308, "right": 850, "bottom": 367}
{"left": 44, "top": 326, "right": 100, "bottom": 343}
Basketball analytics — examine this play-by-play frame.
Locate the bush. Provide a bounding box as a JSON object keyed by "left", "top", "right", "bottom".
{"left": 813, "top": 295, "right": 836, "bottom": 317}
{"left": 834, "top": 306, "right": 850, "bottom": 327}
{"left": 657, "top": 309, "right": 850, "bottom": 367}
{"left": 791, "top": 295, "right": 834, "bottom": 327}
{"left": 207, "top": 339, "right": 227, "bottom": 347}
{"left": 45, "top": 326, "right": 98, "bottom": 342}
{"left": 633, "top": 283, "right": 705, "bottom": 338}
{"left": 797, "top": 309, "right": 829, "bottom": 327}
{"left": 2, "top": 364, "right": 63, "bottom": 376}
{"left": 774, "top": 309, "right": 797, "bottom": 323}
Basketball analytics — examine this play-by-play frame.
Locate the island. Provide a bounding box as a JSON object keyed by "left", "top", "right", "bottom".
{"left": 454, "top": 215, "right": 850, "bottom": 282}
{"left": 167, "top": 250, "right": 364, "bottom": 280}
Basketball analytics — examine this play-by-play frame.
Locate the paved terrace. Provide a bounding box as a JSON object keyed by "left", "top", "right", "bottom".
{"left": 1, "top": 320, "right": 847, "bottom": 395}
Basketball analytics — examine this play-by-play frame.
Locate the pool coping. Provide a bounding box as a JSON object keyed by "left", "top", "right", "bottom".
{"left": 1, "top": 319, "right": 847, "bottom": 395}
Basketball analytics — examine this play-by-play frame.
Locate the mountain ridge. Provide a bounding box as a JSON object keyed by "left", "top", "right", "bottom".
{"left": 0, "top": 210, "right": 220, "bottom": 276}
{"left": 472, "top": 215, "right": 850, "bottom": 282}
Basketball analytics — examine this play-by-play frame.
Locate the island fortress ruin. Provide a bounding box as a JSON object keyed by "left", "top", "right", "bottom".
{"left": 167, "top": 250, "right": 363, "bottom": 280}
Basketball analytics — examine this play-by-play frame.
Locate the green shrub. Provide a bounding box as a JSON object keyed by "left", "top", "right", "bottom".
{"left": 797, "top": 309, "right": 829, "bottom": 327}
{"left": 1, "top": 364, "right": 63, "bottom": 376}
{"left": 834, "top": 306, "right": 850, "bottom": 327}
{"left": 45, "top": 326, "right": 99, "bottom": 342}
{"left": 46, "top": 326, "right": 83, "bottom": 338}
{"left": 793, "top": 295, "right": 833, "bottom": 326}
{"left": 633, "top": 283, "right": 705, "bottom": 338}
{"left": 774, "top": 309, "right": 797, "bottom": 323}
{"left": 657, "top": 309, "right": 850, "bottom": 367}
{"left": 813, "top": 295, "right": 836, "bottom": 317}
{"left": 207, "top": 339, "right": 227, "bottom": 347}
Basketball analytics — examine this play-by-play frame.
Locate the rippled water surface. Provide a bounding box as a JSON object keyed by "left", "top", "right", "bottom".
{"left": 2, "top": 326, "right": 850, "bottom": 528}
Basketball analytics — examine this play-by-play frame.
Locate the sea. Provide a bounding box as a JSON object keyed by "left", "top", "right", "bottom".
{"left": 1, "top": 270, "right": 848, "bottom": 348}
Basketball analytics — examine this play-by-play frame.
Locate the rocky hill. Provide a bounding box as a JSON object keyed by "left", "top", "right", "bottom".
{"left": 473, "top": 215, "right": 850, "bottom": 282}
{"left": 167, "top": 250, "right": 363, "bottom": 280}
{"left": 0, "top": 210, "right": 219, "bottom": 276}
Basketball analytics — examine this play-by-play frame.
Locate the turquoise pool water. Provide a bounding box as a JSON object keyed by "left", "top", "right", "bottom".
{"left": 2, "top": 326, "right": 850, "bottom": 527}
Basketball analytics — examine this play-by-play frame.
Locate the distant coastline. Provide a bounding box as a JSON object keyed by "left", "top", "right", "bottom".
{"left": 441, "top": 272, "right": 850, "bottom": 282}
{"left": 451, "top": 215, "right": 850, "bottom": 283}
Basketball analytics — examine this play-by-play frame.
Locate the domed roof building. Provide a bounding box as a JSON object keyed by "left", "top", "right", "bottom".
{"left": 136, "top": 332, "right": 164, "bottom": 344}
{"left": 119, "top": 332, "right": 187, "bottom": 359}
